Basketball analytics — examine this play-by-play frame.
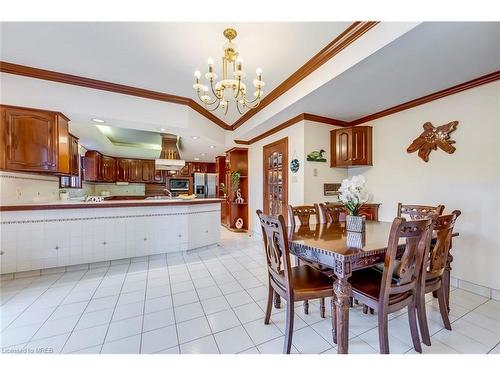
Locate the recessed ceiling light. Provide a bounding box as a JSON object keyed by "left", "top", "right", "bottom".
{"left": 92, "top": 118, "right": 106, "bottom": 123}
{"left": 194, "top": 157, "right": 200, "bottom": 161}
{"left": 209, "top": 145, "right": 216, "bottom": 149}
{"left": 191, "top": 136, "right": 200, "bottom": 140}
{"left": 200, "top": 153, "right": 206, "bottom": 156}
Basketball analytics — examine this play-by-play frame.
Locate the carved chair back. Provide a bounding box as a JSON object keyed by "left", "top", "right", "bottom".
{"left": 397, "top": 203, "right": 444, "bottom": 220}
{"left": 380, "top": 217, "right": 434, "bottom": 304}
{"left": 256, "top": 210, "right": 293, "bottom": 294}
{"left": 319, "top": 203, "right": 346, "bottom": 223}
{"left": 287, "top": 204, "right": 319, "bottom": 226}
{"left": 426, "top": 210, "right": 461, "bottom": 280}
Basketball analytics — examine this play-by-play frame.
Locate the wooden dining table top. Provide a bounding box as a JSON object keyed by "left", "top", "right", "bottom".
{"left": 288, "top": 221, "right": 459, "bottom": 271}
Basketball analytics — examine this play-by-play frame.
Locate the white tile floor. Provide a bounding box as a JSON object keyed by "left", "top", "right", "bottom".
{"left": 1, "top": 228, "right": 499, "bottom": 354}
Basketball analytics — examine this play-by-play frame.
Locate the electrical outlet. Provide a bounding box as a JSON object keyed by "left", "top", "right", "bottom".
{"left": 16, "top": 189, "right": 22, "bottom": 197}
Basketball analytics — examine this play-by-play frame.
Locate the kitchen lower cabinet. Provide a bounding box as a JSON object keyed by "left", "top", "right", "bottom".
{"left": 0, "top": 203, "right": 221, "bottom": 274}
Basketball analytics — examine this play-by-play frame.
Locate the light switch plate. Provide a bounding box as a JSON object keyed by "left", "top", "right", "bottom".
{"left": 313, "top": 168, "right": 318, "bottom": 177}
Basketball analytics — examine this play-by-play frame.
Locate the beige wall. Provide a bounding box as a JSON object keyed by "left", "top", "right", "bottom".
{"left": 350, "top": 81, "right": 500, "bottom": 290}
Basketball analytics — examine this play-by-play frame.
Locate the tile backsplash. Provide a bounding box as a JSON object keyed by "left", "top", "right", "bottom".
{"left": 0, "top": 171, "right": 146, "bottom": 204}
{"left": 0, "top": 171, "right": 60, "bottom": 204}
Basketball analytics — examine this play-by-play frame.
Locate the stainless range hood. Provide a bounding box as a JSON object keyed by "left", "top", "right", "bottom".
{"left": 155, "top": 134, "right": 186, "bottom": 171}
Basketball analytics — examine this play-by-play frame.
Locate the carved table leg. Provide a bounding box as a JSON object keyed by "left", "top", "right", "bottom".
{"left": 274, "top": 291, "right": 281, "bottom": 309}
{"left": 334, "top": 277, "right": 352, "bottom": 354}
{"left": 444, "top": 253, "right": 453, "bottom": 312}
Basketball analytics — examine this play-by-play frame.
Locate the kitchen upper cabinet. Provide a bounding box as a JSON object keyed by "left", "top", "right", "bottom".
{"left": 330, "top": 126, "right": 372, "bottom": 167}
{"left": 83, "top": 150, "right": 103, "bottom": 181}
{"left": 116, "top": 158, "right": 131, "bottom": 181}
{"left": 0, "top": 105, "right": 71, "bottom": 173}
{"left": 69, "top": 134, "right": 80, "bottom": 176}
{"left": 129, "top": 159, "right": 142, "bottom": 182}
{"left": 102, "top": 156, "right": 116, "bottom": 182}
{"left": 141, "top": 160, "right": 155, "bottom": 182}
{"left": 178, "top": 163, "right": 191, "bottom": 177}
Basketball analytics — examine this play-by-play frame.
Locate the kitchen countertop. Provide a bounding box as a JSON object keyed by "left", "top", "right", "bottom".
{"left": 0, "top": 198, "right": 224, "bottom": 212}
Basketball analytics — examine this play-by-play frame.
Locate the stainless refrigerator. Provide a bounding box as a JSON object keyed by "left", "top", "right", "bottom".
{"left": 193, "top": 173, "right": 217, "bottom": 198}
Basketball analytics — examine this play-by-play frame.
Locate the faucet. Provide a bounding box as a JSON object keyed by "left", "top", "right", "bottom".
{"left": 163, "top": 188, "right": 173, "bottom": 198}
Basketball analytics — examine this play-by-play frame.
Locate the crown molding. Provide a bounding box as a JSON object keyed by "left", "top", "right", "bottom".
{"left": 0, "top": 60, "right": 231, "bottom": 130}
{"left": 233, "top": 112, "right": 349, "bottom": 145}
{"left": 349, "top": 70, "right": 500, "bottom": 125}
{"left": 230, "top": 21, "right": 380, "bottom": 131}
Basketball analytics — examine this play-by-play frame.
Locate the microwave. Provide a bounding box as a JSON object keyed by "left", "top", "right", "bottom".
{"left": 170, "top": 179, "right": 189, "bottom": 191}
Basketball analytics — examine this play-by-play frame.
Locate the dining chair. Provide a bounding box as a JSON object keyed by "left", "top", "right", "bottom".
{"left": 334, "top": 216, "right": 434, "bottom": 354}
{"left": 256, "top": 210, "right": 335, "bottom": 354}
{"left": 318, "top": 203, "right": 346, "bottom": 223}
{"left": 417, "top": 210, "right": 461, "bottom": 346}
{"left": 287, "top": 204, "right": 328, "bottom": 317}
{"left": 397, "top": 203, "right": 445, "bottom": 219}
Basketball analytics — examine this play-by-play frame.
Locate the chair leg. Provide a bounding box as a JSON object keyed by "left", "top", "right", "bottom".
{"left": 437, "top": 286, "right": 452, "bottom": 330}
{"left": 350, "top": 297, "right": 353, "bottom": 308}
{"left": 432, "top": 291, "right": 438, "bottom": 298}
{"left": 331, "top": 297, "right": 337, "bottom": 345}
{"left": 416, "top": 292, "right": 431, "bottom": 346}
{"left": 274, "top": 291, "right": 281, "bottom": 309}
{"left": 378, "top": 313, "right": 390, "bottom": 354}
{"left": 264, "top": 285, "right": 273, "bottom": 324}
{"left": 303, "top": 300, "right": 309, "bottom": 315}
{"left": 363, "top": 305, "right": 368, "bottom": 314}
{"left": 408, "top": 301, "right": 422, "bottom": 353}
{"left": 353, "top": 299, "right": 359, "bottom": 305}
{"left": 320, "top": 298, "right": 326, "bottom": 318}
{"left": 283, "top": 299, "right": 295, "bottom": 354}
{"left": 369, "top": 307, "right": 375, "bottom": 315}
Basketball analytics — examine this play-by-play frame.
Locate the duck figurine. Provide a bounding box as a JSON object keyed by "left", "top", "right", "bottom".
{"left": 306, "top": 149, "right": 327, "bottom": 162}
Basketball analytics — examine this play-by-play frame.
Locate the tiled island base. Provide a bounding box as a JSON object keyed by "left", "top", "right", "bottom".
{"left": 0, "top": 203, "right": 220, "bottom": 276}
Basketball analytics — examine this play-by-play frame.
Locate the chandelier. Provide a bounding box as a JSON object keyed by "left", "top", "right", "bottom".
{"left": 193, "top": 28, "right": 265, "bottom": 115}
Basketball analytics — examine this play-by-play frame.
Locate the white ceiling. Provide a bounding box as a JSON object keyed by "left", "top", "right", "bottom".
{"left": 0, "top": 22, "right": 351, "bottom": 123}
{"left": 242, "top": 22, "right": 500, "bottom": 139}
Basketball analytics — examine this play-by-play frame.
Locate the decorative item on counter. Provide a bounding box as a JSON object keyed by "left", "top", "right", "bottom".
{"left": 235, "top": 189, "right": 245, "bottom": 204}
{"left": 306, "top": 149, "right": 326, "bottom": 162}
{"left": 230, "top": 171, "right": 241, "bottom": 200}
{"left": 407, "top": 121, "right": 459, "bottom": 162}
{"left": 235, "top": 217, "right": 244, "bottom": 229}
{"left": 338, "top": 175, "right": 370, "bottom": 233}
{"left": 85, "top": 195, "right": 105, "bottom": 202}
{"left": 59, "top": 189, "right": 69, "bottom": 201}
{"left": 178, "top": 194, "right": 196, "bottom": 200}
{"left": 219, "top": 182, "right": 227, "bottom": 198}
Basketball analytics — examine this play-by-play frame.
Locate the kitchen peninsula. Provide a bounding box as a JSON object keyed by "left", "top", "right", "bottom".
{"left": 0, "top": 198, "right": 223, "bottom": 276}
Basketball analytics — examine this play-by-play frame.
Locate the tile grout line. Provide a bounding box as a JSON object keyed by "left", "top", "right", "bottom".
{"left": 21, "top": 270, "right": 90, "bottom": 349}
{"left": 1, "top": 271, "right": 67, "bottom": 334}
{"left": 162, "top": 253, "right": 181, "bottom": 354}
{"left": 59, "top": 266, "right": 113, "bottom": 353}
{"left": 99, "top": 261, "right": 134, "bottom": 353}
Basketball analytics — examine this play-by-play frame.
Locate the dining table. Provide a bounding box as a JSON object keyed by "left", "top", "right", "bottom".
{"left": 288, "top": 221, "right": 458, "bottom": 354}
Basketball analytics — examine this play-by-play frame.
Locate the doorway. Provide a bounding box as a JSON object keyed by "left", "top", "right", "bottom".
{"left": 263, "top": 137, "right": 288, "bottom": 217}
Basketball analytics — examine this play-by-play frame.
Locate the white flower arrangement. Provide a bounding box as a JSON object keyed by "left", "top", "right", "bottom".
{"left": 338, "top": 175, "right": 370, "bottom": 216}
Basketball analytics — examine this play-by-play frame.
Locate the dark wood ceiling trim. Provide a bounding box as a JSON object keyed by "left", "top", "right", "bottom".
{"left": 230, "top": 21, "right": 380, "bottom": 131}
{"left": 234, "top": 112, "right": 349, "bottom": 145}
{"left": 349, "top": 70, "right": 500, "bottom": 125}
{"left": 0, "top": 61, "right": 231, "bottom": 130}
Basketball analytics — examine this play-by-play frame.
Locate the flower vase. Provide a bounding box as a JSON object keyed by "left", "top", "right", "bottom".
{"left": 346, "top": 215, "right": 365, "bottom": 232}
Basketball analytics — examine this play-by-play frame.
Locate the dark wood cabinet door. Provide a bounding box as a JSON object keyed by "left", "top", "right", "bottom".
{"left": 69, "top": 135, "right": 79, "bottom": 176}
{"left": 351, "top": 126, "right": 372, "bottom": 165}
{"left": 102, "top": 156, "right": 116, "bottom": 182}
{"left": 129, "top": 159, "right": 142, "bottom": 182}
{"left": 3, "top": 107, "right": 57, "bottom": 172}
{"left": 333, "top": 128, "right": 351, "bottom": 167}
{"left": 141, "top": 160, "right": 155, "bottom": 182}
{"left": 205, "top": 163, "right": 215, "bottom": 173}
{"left": 116, "top": 159, "right": 130, "bottom": 181}
{"left": 178, "top": 164, "right": 190, "bottom": 176}
{"left": 83, "top": 151, "right": 103, "bottom": 181}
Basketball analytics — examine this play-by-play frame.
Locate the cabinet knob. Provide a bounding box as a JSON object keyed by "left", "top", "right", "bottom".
{"left": 178, "top": 234, "right": 182, "bottom": 238}
{"left": 143, "top": 237, "right": 147, "bottom": 241}
{"left": 55, "top": 246, "right": 60, "bottom": 250}
{"left": 0, "top": 251, "right": 4, "bottom": 256}
{"left": 102, "top": 241, "right": 107, "bottom": 245}
{"left": 205, "top": 230, "right": 209, "bottom": 233}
